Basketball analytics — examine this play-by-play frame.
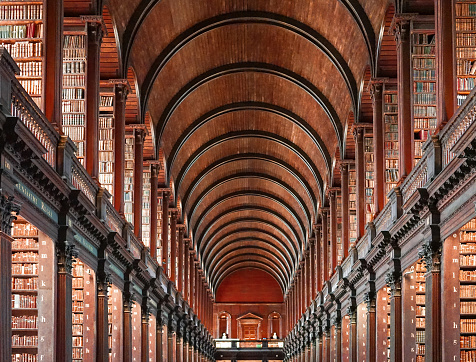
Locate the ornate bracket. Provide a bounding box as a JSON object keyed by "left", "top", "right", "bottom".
{"left": 0, "top": 194, "right": 20, "bottom": 235}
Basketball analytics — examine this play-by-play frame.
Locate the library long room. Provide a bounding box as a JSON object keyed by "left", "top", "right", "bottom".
{"left": 0, "top": 1, "right": 476, "bottom": 362}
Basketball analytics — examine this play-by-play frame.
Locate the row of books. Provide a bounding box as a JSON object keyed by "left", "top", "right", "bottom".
{"left": 72, "top": 336, "right": 83, "bottom": 347}
{"left": 72, "top": 313, "right": 83, "bottom": 324}
{"left": 385, "top": 149, "right": 398, "bottom": 159}
{"left": 63, "top": 48, "right": 86, "bottom": 60}
{"left": 73, "top": 324, "right": 83, "bottom": 336}
{"left": 385, "top": 169, "right": 399, "bottom": 183}
{"left": 460, "top": 270, "right": 476, "bottom": 281}
{"left": 461, "top": 285, "right": 476, "bottom": 298}
{"left": 462, "top": 243, "right": 476, "bottom": 253}
{"left": 0, "top": 23, "right": 42, "bottom": 39}
{"left": 456, "top": 3, "right": 476, "bottom": 17}
{"left": 63, "top": 88, "right": 85, "bottom": 100}
{"left": 72, "top": 300, "right": 83, "bottom": 312}
{"left": 12, "top": 335, "right": 38, "bottom": 347}
{"left": 414, "top": 81, "right": 436, "bottom": 93}
{"left": 384, "top": 94, "right": 397, "bottom": 103}
{"left": 384, "top": 122, "right": 397, "bottom": 133}
{"left": 12, "top": 315, "right": 37, "bottom": 329}
{"left": 0, "top": 4, "right": 42, "bottom": 21}
{"left": 415, "top": 118, "right": 437, "bottom": 130}
{"left": 64, "top": 34, "right": 85, "bottom": 49}
{"left": 412, "top": 45, "right": 435, "bottom": 55}
{"left": 461, "top": 350, "right": 476, "bottom": 361}
{"left": 63, "top": 61, "right": 85, "bottom": 74}
{"left": 12, "top": 238, "right": 38, "bottom": 249}
{"left": 416, "top": 317, "right": 425, "bottom": 328}
{"left": 12, "top": 263, "right": 38, "bottom": 275}
{"left": 457, "top": 48, "right": 476, "bottom": 59}
{"left": 416, "top": 305, "right": 425, "bottom": 316}
{"left": 413, "top": 69, "right": 435, "bottom": 81}
{"left": 414, "top": 105, "right": 437, "bottom": 117}
{"left": 461, "top": 335, "right": 476, "bottom": 348}
{"left": 416, "top": 294, "right": 425, "bottom": 305}
{"left": 12, "top": 294, "right": 37, "bottom": 309}
{"left": 98, "top": 145, "right": 114, "bottom": 158}
{"left": 17, "top": 61, "right": 41, "bottom": 77}
{"left": 62, "top": 114, "right": 85, "bottom": 126}
{"left": 62, "top": 100, "right": 85, "bottom": 113}
{"left": 414, "top": 93, "right": 436, "bottom": 105}
{"left": 415, "top": 331, "right": 425, "bottom": 344}
{"left": 63, "top": 74, "right": 85, "bottom": 87}
{"left": 462, "top": 231, "right": 476, "bottom": 241}
{"left": 100, "top": 96, "right": 114, "bottom": 108}
{"left": 458, "top": 77, "right": 476, "bottom": 91}
{"left": 461, "top": 301, "right": 476, "bottom": 314}
{"left": 461, "top": 319, "right": 476, "bottom": 333}
{"left": 459, "top": 94, "right": 468, "bottom": 106}
{"left": 456, "top": 18, "right": 476, "bottom": 32}
{"left": 384, "top": 104, "right": 398, "bottom": 113}
{"left": 72, "top": 289, "right": 83, "bottom": 301}
{"left": 413, "top": 57, "right": 435, "bottom": 69}
{"left": 417, "top": 344, "right": 425, "bottom": 355}
{"left": 19, "top": 79, "right": 41, "bottom": 95}
{"left": 412, "top": 33, "right": 435, "bottom": 46}
{"left": 99, "top": 129, "right": 114, "bottom": 140}
{"left": 12, "top": 353, "right": 38, "bottom": 362}
{"left": 385, "top": 158, "right": 398, "bottom": 168}
{"left": 99, "top": 173, "right": 114, "bottom": 185}
{"left": 456, "top": 33, "right": 476, "bottom": 47}
{"left": 12, "top": 277, "right": 37, "bottom": 290}
{"left": 72, "top": 277, "right": 84, "bottom": 288}
{"left": 12, "top": 223, "right": 38, "bottom": 237}
{"left": 2, "top": 41, "right": 41, "bottom": 58}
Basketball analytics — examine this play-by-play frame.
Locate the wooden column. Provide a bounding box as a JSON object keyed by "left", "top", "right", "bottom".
{"left": 44, "top": 0, "right": 63, "bottom": 125}
{"left": 388, "top": 271, "right": 403, "bottom": 362}
{"left": 190, "top": 253, "right": 195, "bottom": 308}
{"left": 315, "top": 225, "right": 322, "bottom": 292}
{"left": 123, "top": 294, "right": 133, "bottom": 362}
{"left": 133, "top": 128, "right": 146, "bottom": 237}
{"left": 184, "top": 239, "right": 190, "bottom": 302}
{"left": 156, "top": 312, "right": 166, "bottom": 362}
{"left": 141, "top": 307, "right": 149, "bottom": 362}
{"left": 321, "top": 208, "right": 329, "bottom": 280}
{"left": 84, "top": 18, "right": 103, "bottom": 179}
{"left": 170, "top": 210, "right": 178, "bottom": 283}
{"left": 310, "top": 239, "right": 316, "bottom": 300}
{"left": 306, "top": 247, "right": 311, "bottom": 307}
{"left": 317, "top": 332, "right": 323, "bottom": 362}
{"left": 348, "top": 307, "right": 357, "bottom": 362}
{"left": 340, "top": 162, "right": 351, "bottom": 258}
{"left": 365, "top": 292, "right": 376, "bottom": 362}
{"left": 183, "top": 340, "right": 189, "bottom": 362}
{"left": 435, "top": 0, "right": 456, "bottom": 130}
{"left": 177, "top": 225, "right": 185, "bottom": 293}
{"left": 369, "top": 79, "right": 385, "bottom": 215}
{"left": 161, "top": 190, "right": 170, "bottom": 273}
{"left": 113, "top": 82, "right": 129, "bottom": 214}
{"left": 0, "top": 230, "right": 12, "bottom": 361}
{"left": 177, "top": 333, "right": 183, "bottom": 362}
{"left": 353, "top": 126, "right": 366, "bottom": 238}
{"left": 296, "top": 270, "right": 301, "bottom": 317}
{"left": 168, "top": 321, "right": 177, "bottom": 361}
{"left": 394, "top": 15, "right": 414, "bottom": 179}
{"left": 335, "top": 321, "right": 342, "bottom": 362}
{"left": 150, "top": 164, "right": 159, "bottom": 259}
{"left": 329, "top": 189, "right": 338, "bottom": 272}
{"left": 324, "top": 328, "right": 331, "bottom": 362}
{"left": 96, "top": 260, "right": 110, "bottom": 362}
{"left": 55, "top": 239, "right": 75, "bottom": 362}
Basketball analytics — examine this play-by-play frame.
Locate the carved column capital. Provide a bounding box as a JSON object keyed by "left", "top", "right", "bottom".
{"left": 56, "top": 242, "right": 78, "bottom": 274}
{"left": 82, "top": 16, "right": 105, "bottom": 45}
{"left": 0, "top": 194, "right": 20, "bottom": 235}
{"left": 364, "top": 291, "right": 376, "bottom": 312}
{"left": 391, "top": 13, "right": 417, "bottom": 44}
{"left": 419, "top": 239, "right": 442, "bottom": 272}
{"left": 385, "top": 270, "right": 402, "bottom": 297}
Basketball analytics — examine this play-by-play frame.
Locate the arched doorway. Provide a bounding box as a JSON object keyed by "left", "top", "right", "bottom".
{"left": 237, "top": 313, "right": 263, "bottom": 340}
{"left": 217, "top": 311, "right": 231, "bottom": 338}
{"left": 268, "top": 312, "right": 282, "bottom": 339}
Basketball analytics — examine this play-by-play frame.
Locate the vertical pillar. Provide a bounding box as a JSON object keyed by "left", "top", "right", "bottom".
{"left": 353, "top": 126, "right": 366, "bottom": 238}
{"left": 321, "top": 209, "right": 329, "bottom": 280}
{"left": 317, "top": 327, "right": 323, "bottom": 362}
{"left": 190, "top": 253, "right": 195, "bottom": 308}
{"left": 168, "top": 320, "right": 177, "bottom": 361}
{"left": 435, "top": 0, "right": 456, "bottom": 129}
{"left": 177, "top": 324, "right": 184, "bottom": 362}
{"left": 394, "top": 15, "right": 414, "bottom": 178}
{"left": 170, "top": 210, "right": 177, "bottom": 283}
{"left": 324, "top": 326, "right": 331, "bottom": 362}
{"left": 329, "top": 189, "right": 337, "bottom": 272}
{"left": 133, "top": 128, "right": 146, "bottom": 237}
{"left": 310, "top": 239, "right": 316, "bottom": 300}
{"left": 335, "top": 320, "right": 342, "bottom": 362}
{"left": 150, "top": 164, "right": 159, "bottom": 258}
{"left": 123, "top": 293, "right": 133, "bottom": 362}
{"left": 84, "top": 18, "right": 103, "bottom": 179}
{"left": 55, "top": 239, "right": 75, "bottom": 362}
{"left": 189, "top": 335, "right": 194, "bottom": 362}
{"left": 113, "top": 82, "right": 129, "bottom": 214}
{"left": 387, "top": 270, "right": 402, "bottom": 362}
{"left": 183, "top": 338, "right": 189, "bottom": 362}
{"left": 178, "top": 225, "right": 184, "bottom": 293}
{"left": 315, "top": 225, "right": 322, "bottom": 292}
{"left": 365, "top": 292, "right": 376, "bottom": 362}
{"left": 96, "top": 260, "right": 110, "bottom": 362}
{"left": 156, "top": 313, "right": 166, "bottom": 362}
{"left": 44, "top": 0, "right": 63, "bottom": 125}
{"left": 141, "top": 306, "right": 149, "bottom": 362}
{"left": 369, "top": 80, "right": 385, "bottom": 215}
{"left": 306, "top": 248, "right": 311, "bottom": 307}
{"left": 348, "top": 306, "right": 357, "bottom": 362}
{"left": 184, "top": 239, "right": 190, "bottom": 302}
{"left": 161, "top": 191, "right": 170, "bottom": 273}
{"left": 340, "top": 162, "right": 351, "bottom": 258}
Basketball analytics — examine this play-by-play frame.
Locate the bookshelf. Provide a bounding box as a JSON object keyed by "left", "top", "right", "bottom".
{"left": 11, "top": 217, "right": 39, "bottom": 362}
{"left": 455, "top": 1, "right": 476, "bottom": 107}
{"left": 109, "top": 285, "right": 122, "bottom": 361}
{"left": 142, "top": 165, "right": 151, "bottom": 248}
{"left": 415, "top": 260, "right": 426, "bottom": 362}
{"left": 349, "top": 164, "right": 357, "bottom": 246}
{"left": 411, "top": 26, "right": 436, "bottom": 165}
{"left": 0, "top": 1, "right": 44, "bottom": 110}
{"left": 157, "top": 195, "right": 163, "bottom": 263}
{"left": 460, "top": 218, "right": 476, "bottom": 362}
{"left": 132, "top": 301, "right": 141, "bottom": 362}
{"left": 124, "top": 135, "right": 135, "bottom": 225}
{"left": 62, "top": 27, "right": 87, "bottom": 164}
{"left": 336, "top": 192, "right": 343, "bottom": 264}
{"left": 383, "top": 83, "right": 399, "bottom": 198}
{"left": 377, "top": 286, "right": 391, "bottom": 362}
{"left": 72, "top": 260, "right": 84, "bottom": 361}
{"left": 99, "top": 87, "right": 115, "bottom": 200}
{"left": 364, "top": 133, "right": 375, "bottom": 223}
{"left": 107, "top": 287, "right": 112, "bottom": 359}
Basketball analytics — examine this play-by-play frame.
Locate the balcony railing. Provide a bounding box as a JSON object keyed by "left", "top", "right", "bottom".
{"left": 214, "top": 339, "right": 284, "bottom": 349}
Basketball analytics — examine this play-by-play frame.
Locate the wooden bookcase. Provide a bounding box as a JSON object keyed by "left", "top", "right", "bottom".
{"left": 132, "top": 301, "right": 141, "bottom": 362}
{"left": 0, "top": 1, "right": 44, "bottom": 110}
{"left": 142, "top": 164, "right": 151, "bottom": 248}
{"left": 383, "top": 82, "right": 399, "bottom": 199}
{"left": 455, "top": 1, "right": 476, "bottom": 107}
{"left": 124, "top": 135, "right": 135, "bottom": 225}
{"left": 99, "top": 85, "right": 115, "bottom": 200}
{"left": 72, "top": 260, "right": 84, "bottom": 361}
{"left": 415, "top": 260, "right": 426, "bottom": 361}
{"left": 109, "top": 285, "right": 122, "bottom": 361}
{"left": 336, "top": 192, "right": 343, "bottom": 265}
{"left": 348, "top": 164, "right": 357, "bottom": 246}
{"left": 62, "top": 21, "right": 87, "bottom": 165}
{"left": 411, "top": 23, "right": 436, "bottom": 165}
{"left": 364, "top": 133, "right": 374, "bottom": 224}
{"left": 157, "top": 195, "right": 163, "bottom": 263}
{"left": 376, "top": 286, "right": 391, "bottom": 362}
{"left": 107, "top": 288, "right": 112, "bottom": 359}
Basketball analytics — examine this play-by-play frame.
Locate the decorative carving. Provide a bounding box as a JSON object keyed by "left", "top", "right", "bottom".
{"left": 418, "top": 239, "right": 442, "bottom": 272}
{"left": 0, "top": 194, "right": 20, "bottom": 235}
{"left": 390, "top": 14, "right": 417, "bottom": 44}
{"left": 56, "top": 243, "right": 78, "bottom": 274}
{"left": 385, "top": 270, "right": 402, "bottom": 296}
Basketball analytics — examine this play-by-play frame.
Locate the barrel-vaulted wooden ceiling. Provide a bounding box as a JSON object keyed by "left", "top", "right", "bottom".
{"left": 106, "top": 0, "right": 392, "bottom": 296}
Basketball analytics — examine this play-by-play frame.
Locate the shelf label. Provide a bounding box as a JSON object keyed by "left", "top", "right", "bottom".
{"left": 74, "top": 233, "right": 98, "bottom": 257}
{"left": 15, "top": 181, "right": 58, "bottom": 222}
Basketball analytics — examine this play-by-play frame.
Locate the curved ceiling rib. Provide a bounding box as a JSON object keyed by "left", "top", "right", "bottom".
{"left": 139, "top": 12, "right": 359, "bottom": 128}
{"left": 188, "top": 174, "right": 312, "bottom": 235}
{"left": 175, "top": 131, "right": 324, "bottom": 209}
{"left": 160, "top": 64, "right": 342, "bottom": 159}
{"left": 192, "top": 191, "right": 306, "bottom": 251}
